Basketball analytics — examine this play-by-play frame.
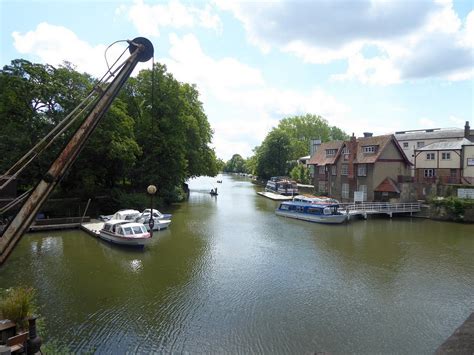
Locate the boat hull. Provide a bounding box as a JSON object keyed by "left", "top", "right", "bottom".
{"left": 275, "top": 210, "right": 347, "bottom": 224}
{"left": 99, "top": 231, "right": 151, "bottom": 247}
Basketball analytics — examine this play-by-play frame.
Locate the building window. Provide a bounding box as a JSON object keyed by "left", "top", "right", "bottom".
{"left": 342, "top": 183, "right": 349, "bottom": 199}
{"left": 424, "top": 169, "right": 435, "bottom": 177}
{"left": 403, "top": 142, "right": 409, "bottom": 148}
{"left": 357, "top": 164, "right": 367, "bottom": 176}
{"left": 441, "top": 152, "right": 451, "bottom": 160}
{"left": 363, "top": 145, "right": 377, "bottom": 154}
{"left": 450, "top": 169, "right": 457, "bottom": 178}
{"left": 326, "top": 149, "right": 336, "bottom": 156}
{"left": 417, "top": 142, "right": 425, "bottom": 148}
{"left": 341, "top": 164, "right": 349, "bottom": 176}
{"left": 331, "top": 165, "right": 337, "bottom": 176}
{"left": 319, "top": 165, "right": 326, "bottom": 174}
{"left": 318, "top": 181, "right": 327, "bottom": 193}
{"left": 342, "top": 147, "right": 349, "bottom": 154}
{"left": 426, "top": 153, "right": 435, "bottom": 160}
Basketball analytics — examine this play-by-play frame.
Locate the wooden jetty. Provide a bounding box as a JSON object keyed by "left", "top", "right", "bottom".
{"left": 257, "top": 191, "right": 293, "bottom": 201}
{"left": 80, "top": 221, "right": 103, "bottom": 237}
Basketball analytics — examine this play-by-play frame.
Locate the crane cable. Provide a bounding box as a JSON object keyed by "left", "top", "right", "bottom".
{"left": 0, "top": 40, "right": 133, "bottom": 214}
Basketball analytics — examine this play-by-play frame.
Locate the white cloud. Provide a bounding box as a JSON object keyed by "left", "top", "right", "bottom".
{"left": 219, "top": 0, "right": 474, "bottom": 84}
{"left": 162, "top": 33, "right": 350, "bottom": 159}
{"left": 11, "top": 22, "right": 149, "bottom": 78}
{"left": 119, "top": 0, "right": 222, "bottom": 37}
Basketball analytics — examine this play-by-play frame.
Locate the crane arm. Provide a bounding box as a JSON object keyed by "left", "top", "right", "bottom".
{"left": 0, "top": 37, "right": 154, "bottom": 265}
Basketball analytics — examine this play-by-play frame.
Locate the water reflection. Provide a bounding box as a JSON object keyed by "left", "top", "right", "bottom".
{"left": 0, "top": 175, "right": 473, "bottom": 353}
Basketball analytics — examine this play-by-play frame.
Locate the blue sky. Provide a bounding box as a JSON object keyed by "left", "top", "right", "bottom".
{"left": 1, "top": 0, "right": 473, "bottom": 160}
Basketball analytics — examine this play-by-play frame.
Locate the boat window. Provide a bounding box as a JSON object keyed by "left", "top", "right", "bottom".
{"left": 123, "top": 227, "right": 133, "bottom": 235}
{"left": 117, "top": 227, "right": 124, "bottom": 235}
{"left": 132, "top": 226, "right": 143, "bottom": 234}
{"left": 280, "top": 204, "right": 290, "bottom": 210}
{"left": 323, "top": 207, "right": 332, "bottom": 215}
{"left": 307, "top": 208, "right": 320, "bottom": 214}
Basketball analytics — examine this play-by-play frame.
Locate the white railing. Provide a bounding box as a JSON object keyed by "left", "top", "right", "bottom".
{"left": 339, "top": 202, "right": 421, "bottom": 213}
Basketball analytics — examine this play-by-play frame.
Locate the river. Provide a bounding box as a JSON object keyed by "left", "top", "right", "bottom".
{"left": 1, "top": 174, "right": 473, "bottom": 353}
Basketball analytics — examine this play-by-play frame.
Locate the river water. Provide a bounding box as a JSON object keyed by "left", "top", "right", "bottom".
{"left": 1, "top": 174, "right": 473, "bottom": 353}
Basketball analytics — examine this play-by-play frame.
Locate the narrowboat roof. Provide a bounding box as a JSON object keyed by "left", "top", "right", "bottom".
{"left": 280, "top": 201, "right": 340, "bottom": 208}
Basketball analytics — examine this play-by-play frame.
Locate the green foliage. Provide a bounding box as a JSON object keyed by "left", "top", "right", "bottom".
{"left": 0, "top": 286, "right": 37, "bottom": 330}
{"left": 0, "top": 59, "right": 219, "bottom": 205}
{"left": 248, "top": 114, "right": 347, "bottom": 180}
{"left": 255, "top": 129, "right": 292, "bottom": 180}
{"left": 216, "top": 158, "right": 226, "bottom": 172}
{"left": 224, "top": 154, "right": 247, "bottom": 173}
{"left": 290, "top": 164, "right": 311, "bottom": 184}
{"left": 430, "top": 196, "right": 474, "bottom": 216}
{"left": 276, "top": 114, "right": 348, "bottom": 158}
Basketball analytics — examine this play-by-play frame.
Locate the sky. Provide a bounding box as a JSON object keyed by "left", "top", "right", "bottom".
{"left": 1, "top": 0, "right": 473, "bottom": 160}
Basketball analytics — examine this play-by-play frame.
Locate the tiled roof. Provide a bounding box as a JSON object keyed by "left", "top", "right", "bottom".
{"left": 374, "top": 177, "right": 400, "bottom": 193}
{"left": 416, "top": 138, "right": 473, "bottom": 151}
{"left": 395, "top": 128, "right": 464, "bottom": 141}
{"left": 308, "top": 141, "right": 344, "bottom": 165}
{"left": 308, "top": 135, "right": 411, "bottom": 166}
{"left": 352, "top": 135, "right": 394, "bottom": 164}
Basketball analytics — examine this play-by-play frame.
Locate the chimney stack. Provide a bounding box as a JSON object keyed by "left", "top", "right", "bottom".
{"left": 363, "top": 132, "right": 373, "bottom": 138}
{"left": 465, "top": 121, "right": 470, "bottom": 139}
{"left": 310, "top": 139, "right": 322, "bottom": 156}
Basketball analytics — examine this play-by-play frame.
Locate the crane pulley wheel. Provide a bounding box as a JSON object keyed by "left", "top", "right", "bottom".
{"left": 129, "top": 37, "right": 154, "bottom": 62}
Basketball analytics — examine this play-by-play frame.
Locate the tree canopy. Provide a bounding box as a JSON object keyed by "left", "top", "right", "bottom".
{"left": 0, "top": 59, "right": 218, "bottom": 205}
{"left": 249, "top": 114, "right": 348, "bottom": 180}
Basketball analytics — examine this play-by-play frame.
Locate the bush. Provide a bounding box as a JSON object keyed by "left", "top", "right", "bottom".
{"left": 0, "top": 286, "right": 37, "bottom": 330}
{"left": 430, "top": 196, "right": 474, "bottom": 217}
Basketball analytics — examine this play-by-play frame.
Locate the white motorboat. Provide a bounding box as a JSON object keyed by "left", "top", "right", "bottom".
{"left": 99, "top": 220, "right": 152, "bottom": 247}
{"left": 135, "top": 209, "right": 172, "bottom": 231}
{"left": 99, "top": 209, "right": 140, "bottom": 222}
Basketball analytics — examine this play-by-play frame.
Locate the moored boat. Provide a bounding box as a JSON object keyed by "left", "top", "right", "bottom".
{"left": 275, "top": 201, "right": 348, "bottom": 224}
{"left": 99, "top": 209, "right": 140, "bottom": 222}
{"left": 99, "top": 220, "right": 152, "bottom": 247}
{"left": 292, "top": 194, "right": 339, "bottom": 204}
{"left": 265, "top": 176, "right": 298, "bottom": 195}
{"left": 135, "top": 210, "right": 171, "bottom": 231}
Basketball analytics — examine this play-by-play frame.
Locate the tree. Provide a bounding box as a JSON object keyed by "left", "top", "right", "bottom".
{"left": 277, "top": 114, "right": 348, "bottom": 159}
{"left": 124, "top": 63, "right": 218, "bottom": 202}
{"left": 290, "top": 164, "right": 311, "bottom": 184}
{"left": 255, "top": 129, "right": 292, "bottom": 180}
{"left": 224, "top": 154, "right": 247, "bottom": 173}
{"left": 1, "top": 59, "right": 219, "bottom": 205}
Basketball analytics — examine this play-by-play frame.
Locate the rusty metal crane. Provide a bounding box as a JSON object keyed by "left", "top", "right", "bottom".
{"left": 0, "top": 37, "right": 154, "bottom": 265}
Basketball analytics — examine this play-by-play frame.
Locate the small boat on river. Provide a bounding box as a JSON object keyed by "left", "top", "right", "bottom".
{"left": 99, "top": 220, "right": 152, "bottom": 247}
{"left": 275, "top": 201, "right": 348, "bottom": 224}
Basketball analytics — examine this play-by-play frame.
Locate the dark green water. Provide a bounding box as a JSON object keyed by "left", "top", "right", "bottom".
{"left": 1, "top": 175, "right": 473, "bottom": 353}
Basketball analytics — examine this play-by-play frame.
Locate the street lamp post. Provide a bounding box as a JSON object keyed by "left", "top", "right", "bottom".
{"left": 147, "top": 185, "right": 157, "bottom": 237}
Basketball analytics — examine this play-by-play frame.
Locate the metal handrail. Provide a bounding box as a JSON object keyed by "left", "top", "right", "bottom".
{"left": 339, "top": 202, "right": 421, "bottom": 212}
